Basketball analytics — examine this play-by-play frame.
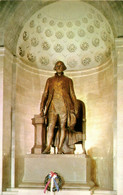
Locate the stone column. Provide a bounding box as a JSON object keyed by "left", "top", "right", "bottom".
{"left": 0, "top": 47, "right": 4, "bottom": 193}
{"left": 11, "top": 57, "right": 17, "bottom": 188}
{"left": 116, "top": 38, "right": 123, "bottom": 195}
{"left": 31, "top": 115, "right": 46, "bottom": 154}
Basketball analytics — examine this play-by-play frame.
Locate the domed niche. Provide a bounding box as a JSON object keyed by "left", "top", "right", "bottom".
{"left": 17, "top": 1, "right": 114, "bottom": 71}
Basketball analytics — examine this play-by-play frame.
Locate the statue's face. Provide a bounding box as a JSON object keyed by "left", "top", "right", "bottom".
{"left": 55, "top": 62, "right": 64, "bottom": 73}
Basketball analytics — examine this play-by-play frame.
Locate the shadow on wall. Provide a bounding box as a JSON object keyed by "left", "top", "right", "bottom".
{"left": 3, "top": 155, "right": 11, "bottom": 190}
{"left": 87, "top": 148, "right": 98, "bottom": 187}
{"left": 15, "top": 156, "right": 25, "bottom": 187}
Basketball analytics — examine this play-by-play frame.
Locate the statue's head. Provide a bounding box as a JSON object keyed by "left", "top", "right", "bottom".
{"left": 54, "top": 61, "right": 67, "bottom": 72}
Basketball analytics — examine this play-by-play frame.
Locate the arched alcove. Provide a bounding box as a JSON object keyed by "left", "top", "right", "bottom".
{"left": 2, "top": 0, "right": 116, "bottom": 191}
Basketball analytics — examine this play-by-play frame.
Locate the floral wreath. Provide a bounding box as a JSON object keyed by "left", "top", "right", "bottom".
{"left": 44, "top": 171, "right": 63, "bottom": 193}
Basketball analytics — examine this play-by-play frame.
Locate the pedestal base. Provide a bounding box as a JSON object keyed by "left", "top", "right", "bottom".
{"left": 20, "top": 154, "right": 94, "bottom": 189}
{"left": 5, "top": 188, "right": 117, "bottom": 195}
{"left": 31, "top": 145, "right": 43, "bottom": 154}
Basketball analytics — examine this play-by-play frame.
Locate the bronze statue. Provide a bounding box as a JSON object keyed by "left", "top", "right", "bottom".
{"left": 40, "top": 61, "right": 79, "bottom": 154}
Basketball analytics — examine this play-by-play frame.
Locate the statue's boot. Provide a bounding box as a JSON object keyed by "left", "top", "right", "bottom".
{"left": 42, "top": 147, "right": 50, "bottom": 154}
{"left": 57, "top": 148, "right": 63, "bottom": 154}
{"left": 62, "top": 144, "right": 75, "bottom": 154}
{"left": 57, "top": 144, "right": 75, "bottom": 154}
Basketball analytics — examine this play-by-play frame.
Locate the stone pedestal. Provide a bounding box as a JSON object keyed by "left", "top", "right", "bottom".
{"left": 31, "top": 115, "right": 46, "bottom": 154}
{"left": 20, "top": 154, "right": 94, "bottom": 189}
{"left": 4, "top": 188, "right": 117, "bottom": 195}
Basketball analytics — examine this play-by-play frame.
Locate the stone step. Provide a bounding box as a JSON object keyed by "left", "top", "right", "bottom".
{"left": 2, "top": 192, "right": 18, "bottom": 195}
{"left": 3, "top": 188, "right": 92, "bottom": 195}
{"left": 93, "top": 190, "right": 117, "bottom": 195}
{"left": 3, "top": 188, "right": 18, "bottom": 195}
{"left": 2, "top": 188, "right": 116, "bottom": 195}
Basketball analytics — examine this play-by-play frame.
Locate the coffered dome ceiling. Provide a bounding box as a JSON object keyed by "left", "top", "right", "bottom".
{"left": 17, "top": 1, "right": 114, "bottom": 71}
